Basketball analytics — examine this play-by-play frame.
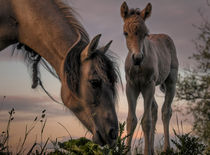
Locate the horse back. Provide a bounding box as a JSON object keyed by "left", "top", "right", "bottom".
{"left": 0, "top": 0, "right": 10, "bottom": 15}
{"left": 0, "top": 0, "right": 18, "bottom": 51}
{"left": 148, "top": 34, "right": 178, "bottom": 85}
{"left": 0, "top": 0, "right": 14, "bottom": 24}
{"left": 149, "top": 34, "right": 178, "bottom": 70}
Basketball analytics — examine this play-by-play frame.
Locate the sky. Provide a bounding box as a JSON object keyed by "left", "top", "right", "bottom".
{"left": 0, "top": 0, "right": 209, "bottom": 151}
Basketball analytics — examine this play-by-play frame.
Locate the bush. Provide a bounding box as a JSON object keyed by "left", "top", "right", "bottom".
{"left": 49, "top": 137, "right": 103, "bottom": 155}
{"left": 172, "top": 130, "right": 206, "bottom": 155}
{"left": 160, "top": 130, "right": 206, "bottom": 155}
{"left": 49, "top": 122, "right": 130, "bottom": 155}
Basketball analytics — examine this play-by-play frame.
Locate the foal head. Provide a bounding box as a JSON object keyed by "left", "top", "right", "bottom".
{"left": 64, "top": 34, "right": 119, "bottom": 146}
{"left": 121, "top": 2, "right": 152, "bottom": 66}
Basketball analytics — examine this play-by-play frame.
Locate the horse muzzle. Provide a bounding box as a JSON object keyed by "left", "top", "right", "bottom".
{"left": 132, "top": 52, "right": 144, "bottom": 66}
{"left": 92, "top": 127, "right": 118, "bottom": 146}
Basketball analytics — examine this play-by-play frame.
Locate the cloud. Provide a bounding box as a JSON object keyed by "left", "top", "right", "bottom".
{"left": 0, "top": 0, "right": 210, "bottom": 67}
{"left": 0, "top": 95, "right": 73, "bottom": 122}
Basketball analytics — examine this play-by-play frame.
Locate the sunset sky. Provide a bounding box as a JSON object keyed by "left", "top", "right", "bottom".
{"left": 0, "top": 0, "right": 209, "bottom": 151}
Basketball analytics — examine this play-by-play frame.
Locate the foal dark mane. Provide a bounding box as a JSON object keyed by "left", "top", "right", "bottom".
{"left": 129, "top": 8, "right": 141, "bottom": 16}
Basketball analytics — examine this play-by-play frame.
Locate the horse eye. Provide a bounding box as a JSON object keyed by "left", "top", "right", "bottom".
{"left": 135, "top": 32, "right": 138, "bottom": 36}
{"left": 89, "top": 79, "right": 102, "bottom": 89}
{"left": 124, "top": 32, "right": 128, "bottom": 37}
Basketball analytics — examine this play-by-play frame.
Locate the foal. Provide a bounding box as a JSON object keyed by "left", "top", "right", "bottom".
{"left": 120, "top": 2, "right": 178, "bottom": 155}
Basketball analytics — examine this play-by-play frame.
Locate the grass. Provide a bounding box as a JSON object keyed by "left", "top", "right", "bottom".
{"left": 0, "top": 108, "right": 50, "bottom": 154}
{"left": 0, "top": 106, "right": 209, "bottom": 154}
{"left": 0, "top": 108, "right": 130, "bottom": 155}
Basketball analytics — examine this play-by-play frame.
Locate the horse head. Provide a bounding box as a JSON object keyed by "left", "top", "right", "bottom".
{"left": 62, "top": 34, "right": 119, "bottom": 146}
{"left": 121, "top": 2, "right": 152, "bottom": 66}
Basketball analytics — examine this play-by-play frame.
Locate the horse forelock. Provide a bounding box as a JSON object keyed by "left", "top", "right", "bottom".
{"left": 124, "top": 15, "right": 149, "bottom": 35}
{"left": 64, "top": 43, "right": 121, "bottom": 99}
{"left": 129, "top": 8, "right": 141, "bottom": 16}
{"left": 90, "top": 52, "right": 120, "bottom": 98}
{"left": 64, "top": 38, "right": 87, "bottom": 95}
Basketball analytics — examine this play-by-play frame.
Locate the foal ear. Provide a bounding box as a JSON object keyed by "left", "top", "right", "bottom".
{"left": 81, "top": 34, "right": 101, "bottom": 62}
{"left": 121, "top": 1, "right": 129, "bottom": 20}
{"left": 140, "top": 3, "right": 152, "bottom": 21}
{"left": 99, "top": 40, "right": 113, "bottom": 54}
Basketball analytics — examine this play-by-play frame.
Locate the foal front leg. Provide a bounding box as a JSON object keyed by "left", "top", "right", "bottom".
{"left": 126, "top": 83, "right": 140, "bottom": 153}
{"left": 141, "top": 81, "right": 155, "bottom": 155}
{"left": 150, "top": 98, "right": 158, "bottom": 154}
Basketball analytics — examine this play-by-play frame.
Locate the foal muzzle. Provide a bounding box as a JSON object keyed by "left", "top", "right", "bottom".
{"left": 132, "top": 52, "right": 144, "bottom": 65}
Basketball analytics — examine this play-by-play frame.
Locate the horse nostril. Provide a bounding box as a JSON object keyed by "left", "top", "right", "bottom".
{"left": 109, "top": 128, "right": 118, "bottom": 140}
{"left": 132, "top": 53, "right": 144, "bottom": 65}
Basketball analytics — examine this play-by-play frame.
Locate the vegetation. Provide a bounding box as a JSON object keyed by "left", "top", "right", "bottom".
{"left": 49, "top": 122, "right": 130, "bottom": 155}
{"left": 160, "top": 130, "right": 206, "bottom": 155}
{"left": 0, "top": 108, "right": 14, "bottom": 154}
{"left": 49, "top": 137, "right": 104, "bottom": 155}
{"left": 0, "top": 108, "right": 49, "bottom": 154}
{"left": 0, "top": 108, "right": 209, "bottom": 155}
{"left": 0, "top": 108, "right": 130, "bottom": 155}
{"left": 176, "top": 7, "right": 210, "bottom": 151}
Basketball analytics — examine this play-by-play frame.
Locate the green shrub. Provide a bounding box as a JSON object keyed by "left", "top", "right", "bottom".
{"left": 49, "top": 122, "right": 130, "bottom": 155}
{"left": 160, "top": 130, "right": 206, "bottom": 155}
{"left": 172, "top": 130, "right": 206, "bottom": 155}
{"left": 50, "top": 137, "right": 103, "bottom": 155}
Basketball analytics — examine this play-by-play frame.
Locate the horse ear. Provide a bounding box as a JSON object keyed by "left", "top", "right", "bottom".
{"left": 121, "top": 1, "right": 129, "bottom": 20}
{"left": 81, "top": 34, "right": 101, "bottom": 62}
{"left": 140, "top": 3, "right": 152, "bottom": 21}
{"left": 99, "top": 40, "right": 113, "bottom": 54}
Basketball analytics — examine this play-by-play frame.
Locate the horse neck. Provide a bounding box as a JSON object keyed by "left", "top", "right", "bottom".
{"left": 12, "top": 0, "right": 81, "bottom": 75}
{"left": 143, "top": 37, "right": 151, "bottom": 58}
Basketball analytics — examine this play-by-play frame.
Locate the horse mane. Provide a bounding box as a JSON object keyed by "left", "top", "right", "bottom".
{"left": 64, "top": 40, "right": 121, "bottom": 98}
{"left": 56, "top": 0, "right": 120, "bottom": 97}
{"left": 54, "top": 0, "right": 89, "bottom": 43}
{"left": 14, "top": 0, "right": 120, "bottom": 100}
{"left": 90, "top": 51, "right": 121, "bottom": 98}
{"left": 64, "top": 39, "right": 86, "bottom": 95}
{"left": 13, "top": 0, "right": 90, "bottom": 89}
{"left": 15, "top": 43, "right": 59, "bottom": 88}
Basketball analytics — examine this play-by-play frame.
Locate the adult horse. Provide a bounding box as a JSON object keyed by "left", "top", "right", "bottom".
{"left": 120, "top": 2, "right": 178, "bottom": 155}
{"left": 0, "top": 0, "right": 120, "bottom": 146}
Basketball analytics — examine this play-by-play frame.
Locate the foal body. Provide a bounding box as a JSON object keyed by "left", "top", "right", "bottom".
{"left": 121, "top": 2, "right": 178, "bottom": 155}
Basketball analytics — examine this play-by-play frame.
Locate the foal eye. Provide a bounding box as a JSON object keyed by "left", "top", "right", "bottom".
{"left": 89, "top": 79, "right": 102, "bottom": 89}
{"left": 124, "top": 32, "right": 128, "bottom": 37}
{"left": 135, "top": 32, "right": 138, "bottom": 36}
